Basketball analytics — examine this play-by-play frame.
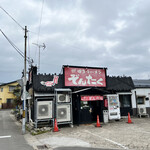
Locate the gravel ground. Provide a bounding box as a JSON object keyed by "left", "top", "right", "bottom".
{"left": 23, "top": 117, "right": 150, "bottom": 150}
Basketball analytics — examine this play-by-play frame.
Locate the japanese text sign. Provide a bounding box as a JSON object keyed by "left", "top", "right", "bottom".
{"left": 64, "top": 67, "right": 106, "bottom": 87}
{"left": 81, "top": 95, "right": 103, "bottom": 101}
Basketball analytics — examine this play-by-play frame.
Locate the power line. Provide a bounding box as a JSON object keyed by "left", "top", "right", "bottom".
{"left": 34, "top": 0, "right": 45, "bottom": 70}
{"left": 0, "top": 5, "right": 40, "bottom": 36}
{"left": 0, "top": 6, "right": 35, "bottom": 65}
{"left": 0, "top": 29, "right": 24, "bottom": 57}
{"left": 0, "top": 5, "right": 24, "bottom": 30}
{"left": 0, "top": 29, "right": 32, "bottom": 63}
{"left": 37, "top": 0, "right": 44, "bottom": 45}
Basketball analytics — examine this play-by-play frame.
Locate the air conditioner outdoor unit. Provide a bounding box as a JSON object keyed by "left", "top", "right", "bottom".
{"left": 138, "top": 105, "right": 147, "bottom": 114}
{"left": 57, "top": 105, "right": 71, "bottom": 122}
{"left": 57, "top": 94, "right": 70, "bottom": 103}
{"left": 37, "top": 101, "right": 53, "bottom": 120}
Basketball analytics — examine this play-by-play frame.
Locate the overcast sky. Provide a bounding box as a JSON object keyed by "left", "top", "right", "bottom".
{"left": 1, "top": 0, "right": 150, "bottom": 83}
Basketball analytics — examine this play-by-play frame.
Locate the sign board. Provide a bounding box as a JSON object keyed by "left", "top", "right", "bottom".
{"left": 40, "top": 75, "right": 59, "bottom": 87}
{"left": 64, "top": 66, "right": 106, "bottom": 87}
{"left": 81, "top": 95, "right": 103, "bottom": 101}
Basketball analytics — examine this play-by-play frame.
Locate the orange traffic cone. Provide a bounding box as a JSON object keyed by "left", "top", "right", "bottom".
{"left": 127, "top": 112, "right": 133, "bottom": 124}
{"left": 53, "top": 118, "right": 59, "bottom": 132}
{"left": 96, "top": 115, "right": 102, "bottom": 127}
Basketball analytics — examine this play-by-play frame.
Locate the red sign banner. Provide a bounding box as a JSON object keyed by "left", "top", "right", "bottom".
{"left": 104, "top": 99, "right": 108, "bottom": 107}
{"left": 64, "top": 67, "right": 106, "bottom": 87}
{"left": 81, "top": 96, "right": 103, "bottom": 101}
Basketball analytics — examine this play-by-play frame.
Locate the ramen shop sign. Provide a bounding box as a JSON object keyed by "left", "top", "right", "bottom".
{"left": 64, "top": 66, "right": 106, "bottom": 87}
{"left": 81, "top": 96, "right": 103, "bottom": 101}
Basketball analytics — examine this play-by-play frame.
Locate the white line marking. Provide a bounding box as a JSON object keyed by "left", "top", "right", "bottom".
{"left": 104, "top": 138, "right": 128, "bottom": 149}
{"left": 0, "top": 135, "right": 11, "bottom": 139}
{"left": 84, "top": 130, "right": 128, "bottom": 149}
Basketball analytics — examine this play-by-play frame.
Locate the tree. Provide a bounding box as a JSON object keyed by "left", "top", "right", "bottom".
{"left": 13, "top": 84, "right": 22, "bottom": 107}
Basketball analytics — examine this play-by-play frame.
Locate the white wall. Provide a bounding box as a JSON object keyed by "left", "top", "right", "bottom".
{"left": 131, "top": 88, "right": 150, "bottom": 108}
{"left": 131, "top": 90, "right": 137, "bottom": 108}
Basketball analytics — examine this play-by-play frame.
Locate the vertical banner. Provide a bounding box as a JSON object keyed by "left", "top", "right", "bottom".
{"left": 104, "top": 99, "right": 108, "bottom": 107}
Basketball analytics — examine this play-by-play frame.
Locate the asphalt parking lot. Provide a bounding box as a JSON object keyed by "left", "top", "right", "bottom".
{"left": 24, "top": 117, "right": 150, "bottom": 150}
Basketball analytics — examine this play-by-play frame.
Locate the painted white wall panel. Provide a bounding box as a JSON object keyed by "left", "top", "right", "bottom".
{"left": 131, "top": 89, "right": 137, "bottom": 108}
{"left": 132, "top": 88, "right": 150, "bottom": 108}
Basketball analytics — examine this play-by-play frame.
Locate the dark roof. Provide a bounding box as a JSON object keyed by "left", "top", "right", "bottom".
{"left": 0, "top": 80, "right": 20, "bottom": 87}
{"left": 33, "top": 74, "right": 63, "bottom": 93}
{"left": 32, "top": 73, "right": 134, "bottom": 93}
{"left": 107, "top": 76, "right": 134, "bottom": 91}
{"left": 133, "top": 79, "right": 150, "bottom": 88}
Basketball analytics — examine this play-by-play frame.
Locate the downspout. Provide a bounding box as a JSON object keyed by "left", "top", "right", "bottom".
{"left": 135, "top": 91, "right": 137, "bottom": 116}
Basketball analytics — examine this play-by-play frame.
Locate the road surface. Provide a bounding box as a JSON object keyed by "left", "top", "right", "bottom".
{"left": 0, "top": 110, "right": 33, "bottom": 150}
{"left": 54, "top": 147, "right": 118, "bottom": 150}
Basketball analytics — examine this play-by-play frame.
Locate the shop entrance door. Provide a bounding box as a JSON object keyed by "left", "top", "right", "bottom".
{"left": 79, "top": 95, "right": 104, "bottom": 124}
{"left": 119, "top": 94, "right": 132, "bottom": 116}
{"left": 79, "top": 101, "right": 92, "bottom": 124}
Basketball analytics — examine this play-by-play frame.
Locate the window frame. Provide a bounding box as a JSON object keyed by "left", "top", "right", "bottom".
{"left": 1, "top": 88, "right": 3, "bottom": 92}
{"left": 9, "top": 86, "right": 16, "bottom": 92}
{"left": 119, "top": 94, "right": 132, "bottom": 108}
{"left": 137, "top": 97, "right": 145, "bottom": 105}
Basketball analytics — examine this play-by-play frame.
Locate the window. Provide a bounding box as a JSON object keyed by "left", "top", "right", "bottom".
{"left": 7, "top": 99, "right": 13, "bottom": 104}
{"left": 137, "top": 97, "right": 144, "bottom": 104}
{"left": 9, "top": 86, "right": 16, "bottom": 92}
{"left": 1, "top": 88, "right": 3, "bottom": 92}
{"left": 119, "top": 95, "right": 131, "bottom": 108}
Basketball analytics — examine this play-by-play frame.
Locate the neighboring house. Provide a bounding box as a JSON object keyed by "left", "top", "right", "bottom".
{"left": 132, "top": 79, "right": 150, "bottom": 117}
{"left": 0, "top": 80, "right": 20, "bottom": 109}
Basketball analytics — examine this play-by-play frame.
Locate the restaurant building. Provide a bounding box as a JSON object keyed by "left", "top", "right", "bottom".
{"left": 27, "top": 65, "right": 134, "bottom": 127}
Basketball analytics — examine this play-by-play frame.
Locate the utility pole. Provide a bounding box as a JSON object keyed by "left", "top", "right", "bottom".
{"left": 22, "top": 26, "right": 27, "bottom": 134}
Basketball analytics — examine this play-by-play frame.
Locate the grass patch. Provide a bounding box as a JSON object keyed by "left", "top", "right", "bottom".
{"left": 31, "top": 130, "right": 50, "bottom": 136}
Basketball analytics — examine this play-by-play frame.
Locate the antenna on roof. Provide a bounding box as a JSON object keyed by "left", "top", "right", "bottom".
{"left": 32, "top": 43, "right": 46, "bottom": 72}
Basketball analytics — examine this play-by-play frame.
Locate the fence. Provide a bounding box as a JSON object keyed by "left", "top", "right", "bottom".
{"left": 2, "top": 103, "right": 15, "bottom": 109}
